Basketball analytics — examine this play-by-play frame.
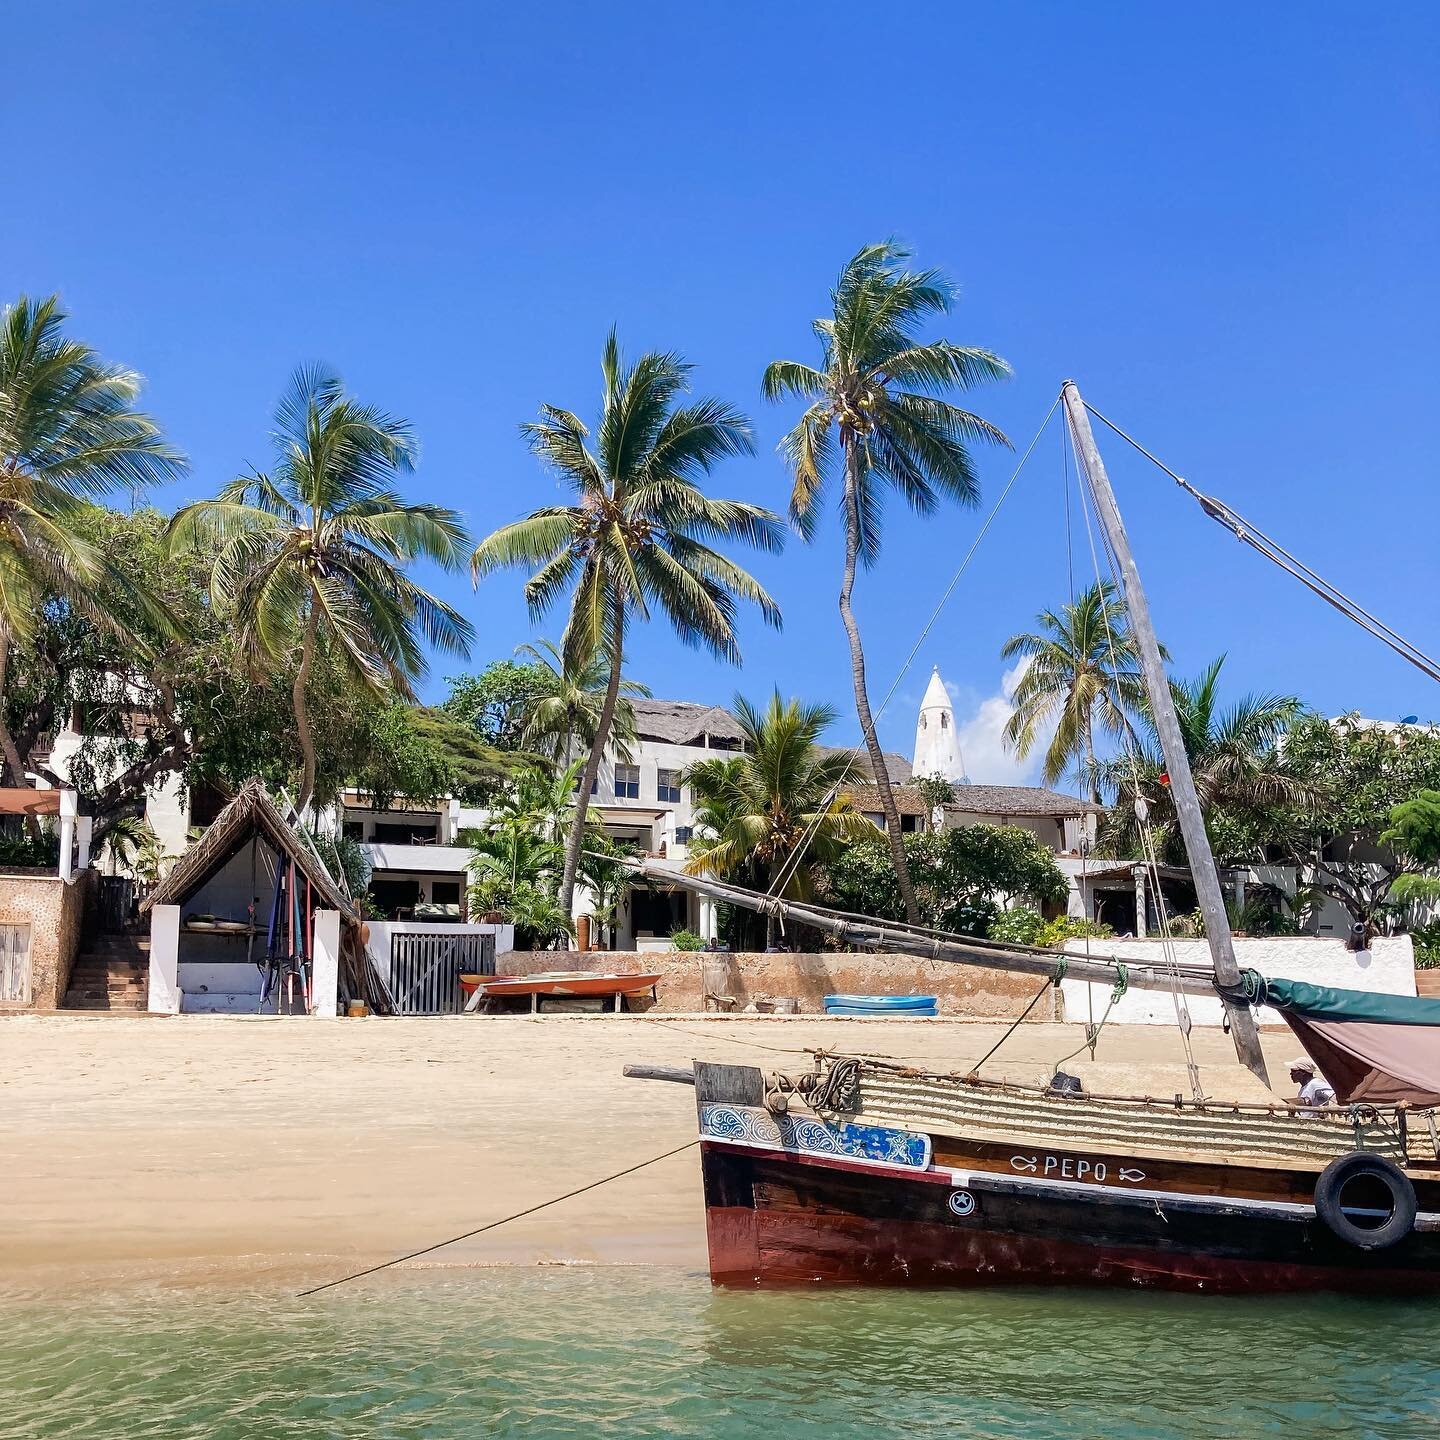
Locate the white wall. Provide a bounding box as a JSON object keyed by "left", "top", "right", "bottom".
{"left": 1059, "top": 935, "right": 1417, "bottom": 1026}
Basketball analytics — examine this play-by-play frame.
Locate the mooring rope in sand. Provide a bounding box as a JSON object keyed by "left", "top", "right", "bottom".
{"left": 296, "top": 1140, "right": 699, "bottom": 1298}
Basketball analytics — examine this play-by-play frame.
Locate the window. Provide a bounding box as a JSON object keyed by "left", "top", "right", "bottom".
{"left": 372, "top": 821, "right": 438, "bottom": 845}
{"left": 614, "top": 764, "right": 640, "bottom": 800}
{"left": 940, "top": 713, "right": 950, "bottom": 730}
{"left": 657, "top": 769, "right": 681, "bottom": 804}
{"left": 431, "top": 880, "right": 462, "bottom": 906}
{"left": 341, "top": 820, "right": 365, "bottom": 842}
{"left": 900, "top": 813, "right": 921, "bottom": 833}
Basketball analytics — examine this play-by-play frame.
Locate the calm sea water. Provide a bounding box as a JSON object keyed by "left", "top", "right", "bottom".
{"left": 2, "top": 1267, "right": 1437, "bottom": 1439}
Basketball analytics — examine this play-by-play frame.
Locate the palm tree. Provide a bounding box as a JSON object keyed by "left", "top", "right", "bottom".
{"left": 764, "top": 242, "right": 1011, "bottom": 923}
{"left": 516, "top": 638, "right": 650, "bottom": 765}
{"left": 1098, "top": 656, "right": 1309, "bottom": 863}
{"left": 684, "top": 691, "right": 873, "bottom": 944}
{"left": 0, "top": 294, "right": 184, "bottom": 782}
{"left": 168, "top": 366, "right": 473, "bottom": 811}
{"left": 472, "top": 333, "right": 784, "bottom": 917}
{"left": 1001, "top": 581, "right": 1152, "bottom": 802}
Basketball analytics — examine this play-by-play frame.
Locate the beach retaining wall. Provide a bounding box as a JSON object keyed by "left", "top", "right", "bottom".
{"left": 493, "top": 948, "right": 1057, "bottom": 1018}
{"left": 0, "top": 868, "right": 93, "bottom": 1010}
{"left": 1059, "top": 934, "right": 1417, "bottom": 1026}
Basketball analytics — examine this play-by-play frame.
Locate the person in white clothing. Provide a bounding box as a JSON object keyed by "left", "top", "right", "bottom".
{"left": 1287, "top": 1057, "right": 1336, "bottom": 1115}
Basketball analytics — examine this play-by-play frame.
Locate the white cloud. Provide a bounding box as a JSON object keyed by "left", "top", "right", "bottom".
{"left": 946, "top": 660, "right": 1055, "bottom": 787}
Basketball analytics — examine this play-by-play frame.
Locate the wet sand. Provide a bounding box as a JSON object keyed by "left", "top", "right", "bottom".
{"left": 1, "top": 1013, "right": 1300, "bottom": 1294}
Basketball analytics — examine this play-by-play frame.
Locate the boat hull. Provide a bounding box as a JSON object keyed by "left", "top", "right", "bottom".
{"left": 701, "top": 1141, "right": 1440, "bottom": 1294}
{"left": 689, "top": 1061, "right": 1440, "bottom": 1295}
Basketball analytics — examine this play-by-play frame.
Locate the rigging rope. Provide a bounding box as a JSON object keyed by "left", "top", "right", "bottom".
{"left": 1082, "top": 401, "right": 1440, "bottom": 686}
{"left": 297, "top": 1140, "right": 699, "bottom": 1297}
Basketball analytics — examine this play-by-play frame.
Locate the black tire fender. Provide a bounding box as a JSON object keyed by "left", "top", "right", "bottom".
{"left": 1314, "top": 1151, "right": 1417, "bottom": 1250}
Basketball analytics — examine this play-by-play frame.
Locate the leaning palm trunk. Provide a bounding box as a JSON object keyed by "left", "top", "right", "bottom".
{"left": 840, "top": 442, "right": 920, "bottom": 925}
{"left": 0, "top": 628, "right": 27, "bottom": 786}
{"left": 559, "top": 624, "right": 624, "bottom": 919}
{"left": 293, "top": 609, "right": 321, "bottom": 813}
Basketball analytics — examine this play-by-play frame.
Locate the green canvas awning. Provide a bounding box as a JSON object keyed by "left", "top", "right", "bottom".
{"left": 1259, "top": 977, "right": 1440, "bottom": 1027}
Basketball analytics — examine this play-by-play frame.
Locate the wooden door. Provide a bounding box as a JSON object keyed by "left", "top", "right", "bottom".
{"left": 0, "top": 924, "right": 33, "bottom": 1004}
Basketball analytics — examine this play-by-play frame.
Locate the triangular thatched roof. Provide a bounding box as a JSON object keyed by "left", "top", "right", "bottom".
{"left": 141, "top": 777, "right": 357, "bottom": 921}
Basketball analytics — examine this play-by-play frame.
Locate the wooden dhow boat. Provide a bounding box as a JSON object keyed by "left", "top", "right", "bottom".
{"left": 624, "top": 383, "right": 1440, "bottom": 1293}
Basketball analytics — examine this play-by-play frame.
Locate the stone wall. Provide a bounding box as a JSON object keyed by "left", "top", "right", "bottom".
{"left": 494, "top": 948, "right": 1057, "bottom": 1018}
{"left": 0, "top": 868, "right": 93, "bottom": 1011}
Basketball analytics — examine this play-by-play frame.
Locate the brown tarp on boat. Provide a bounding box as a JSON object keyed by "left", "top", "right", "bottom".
{"left": 1282, "top": 1013, "right": 1440, "bottom": 1107}
{"left": 1260, "top": 977, "right": 1440, "bottom": 1107}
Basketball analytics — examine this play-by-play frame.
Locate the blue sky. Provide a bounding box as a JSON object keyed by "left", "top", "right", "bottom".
{"left": 5, "top": 3, "right": 1437, "bottom": 778}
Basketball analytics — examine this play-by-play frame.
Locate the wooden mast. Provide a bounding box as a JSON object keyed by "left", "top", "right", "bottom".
{"left": 1061, "top": 381, "right": 1270, "bottom": 1086}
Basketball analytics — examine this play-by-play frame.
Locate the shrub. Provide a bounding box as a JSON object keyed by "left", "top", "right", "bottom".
{"left": 1412, "top": 921, "right": 1440, "bottom": 970}
{"left": 0, "top": 832, "right": 60, "bottom": 869}
{"left": 1035, "top": 915, "right": 1113, "bottom": 950}
{"left": 670, "top": 929, "right": 704, "bottom": 952}
{"left": 987, "top": 907, "right": 1045, "bottom": 946}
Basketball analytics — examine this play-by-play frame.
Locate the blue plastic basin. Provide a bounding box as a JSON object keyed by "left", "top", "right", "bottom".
{"left": 823, "top": 993, "right": 938, "bottom": 1011}
{"left": 823, "top": 1007, "right": 940, "bottom": 1017}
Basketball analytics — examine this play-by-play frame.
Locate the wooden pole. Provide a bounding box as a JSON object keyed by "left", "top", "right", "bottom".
{"left": 1060, "top": 381, "right": 1270, "bottom": 1086}
{"left": 622, "top": 858, "right": 1223, "bottom": 1001}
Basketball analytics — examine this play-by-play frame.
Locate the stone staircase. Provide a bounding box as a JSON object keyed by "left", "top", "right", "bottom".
{"left": 62, "top": 934, "right": 150, "bottom": 1012}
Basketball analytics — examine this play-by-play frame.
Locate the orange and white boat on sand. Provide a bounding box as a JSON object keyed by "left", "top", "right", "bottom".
{"left": 461, "top": 970, "right": 662, "bottom": 1012}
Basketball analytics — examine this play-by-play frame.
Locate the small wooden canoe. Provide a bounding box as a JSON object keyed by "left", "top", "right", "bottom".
{"left": 461, "top": 971, "right": 663, "bottom": 1011}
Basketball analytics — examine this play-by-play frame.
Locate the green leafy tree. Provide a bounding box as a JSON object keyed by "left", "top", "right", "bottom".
{"left": 516, "top": 638, "right": 650, "bottom": 764}
{"left": 441, "top": 659, "right": 553, "bottom": 750}
{"left": 1098, "top": 657, "right": 1308, "bottom": 866}
{"left": 684, "top": 691, "right": 873, "bottom": 944}
{"left": 0, "top": 295, "right": 184, "bottom": 783}
{"left": 819, "top": 823, "right": 1067, "bottom": 938}
{"left": 169, "top": 366, "right": 473, "bottom": 810}
{"left": 764, "top": 241, "right": 1011, "bottom": 924}
{"left": 1276, "top": 717, "right": 1440, "bottom": 924}
{"left": 472, "top": 332, "right": 783, "bottom": 918}
{"left": 1001, "top": 581, "right": 1151, "bottom": 801}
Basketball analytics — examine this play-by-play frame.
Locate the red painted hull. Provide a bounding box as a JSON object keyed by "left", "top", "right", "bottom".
{"left": 701, "top": 1141, "right": 1440, "bottom": 1296}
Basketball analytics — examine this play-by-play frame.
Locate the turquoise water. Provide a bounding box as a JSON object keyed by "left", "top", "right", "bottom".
{"left": 2, "top": 1267, "right": 1438, "bottom": 1438}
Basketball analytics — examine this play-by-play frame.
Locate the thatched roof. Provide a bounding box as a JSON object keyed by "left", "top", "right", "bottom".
{"left": 818, "top": 746, "right": 912, "bottom": 784}
{"left": 845, "top": 783, "right": 932, "bottom": 818}
{"left": 630, "top": 698, "right": 747, "bottom": 747}
{"left": 944, "top": 784, "right": 1105, "bottom": 818}
{"left": 141, "top": 777, "right": 357, "bottom": 920}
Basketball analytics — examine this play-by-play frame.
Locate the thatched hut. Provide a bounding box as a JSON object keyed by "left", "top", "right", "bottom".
{"left": 140, "top": 778, "right": 383, "bottom": 1015}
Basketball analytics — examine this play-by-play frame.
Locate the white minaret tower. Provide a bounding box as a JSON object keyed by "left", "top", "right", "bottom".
{"left": 912, "top": 666, "right": 968, "bottom": 783}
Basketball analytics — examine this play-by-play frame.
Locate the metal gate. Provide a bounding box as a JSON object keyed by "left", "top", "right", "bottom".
{"left": 388, "top": 931, "right": 495, "bottom": 1015}
{"left": 99, "top": 876, "right": 134, "bottom": 933}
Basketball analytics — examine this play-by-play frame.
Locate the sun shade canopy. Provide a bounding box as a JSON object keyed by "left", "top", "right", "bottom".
{"left": 1260, "top": 978, "right": 1440, "bottom": 1108}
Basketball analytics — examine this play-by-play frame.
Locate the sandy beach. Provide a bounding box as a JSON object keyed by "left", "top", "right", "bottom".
{"left": 2, "top": 1013, "right": 1303, "bottom": 1295}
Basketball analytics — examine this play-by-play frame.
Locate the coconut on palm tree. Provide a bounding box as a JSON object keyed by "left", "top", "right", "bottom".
{"left": 515, "top": 638, "right": 650, "bottom": 765}
{"left": 0, "top": 294, "right": 185, "bottom": 782}
{"left": 1001, "top": 581, "right": 1152, "bottom": 802}
{"left": 684, "top": 691, "right": 873, "bottom": 944}
{"left": 764, "top": 242, "right": 1011, "bottom": 923}
{"left": 168, "top": 366, "right": 474, "bottom": 811}
{"left": 471, "top": 332, "right": 784, "bottom": 918}
{"left": 1098, "top": 656, "right": 1309, "bottom": 863}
